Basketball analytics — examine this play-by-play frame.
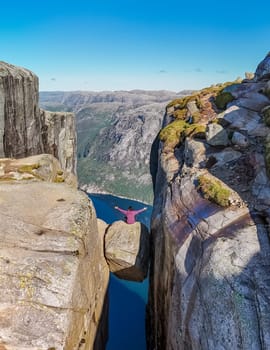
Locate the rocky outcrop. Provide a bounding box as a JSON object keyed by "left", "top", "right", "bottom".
{"left": 40, "top": 109, "right": 77, "bottom": 174}
{"left": 0, "top": 153, "right": 77, "bottom": 187}
{"left": 148, "top": 53, "right": 270, "bottom": 349}
{"left": 0, "top": 62, "right": 110, "bottom": 349}
{"left": 104, "top": 221, "right": 149, "bottom": 281}
{"left": 255, "top": 52, "right": 270, "bottom": 80}
{"left": 0, "top": 155, "right": 109, "bottom": 349}
{"left": 0, "top": 61, "right": 42, "bottom": 158}
{"left": 0, "top": 61, "right": 76, "bottom": 174}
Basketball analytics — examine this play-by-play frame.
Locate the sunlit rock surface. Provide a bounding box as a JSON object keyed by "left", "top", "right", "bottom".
{"left": 0, "top": 157, "right": 109, "bottom": 349}
{"left": 0, "top": 61, "right": 77, "bottom": 174}
{"left": 0, "top": 61, "right": 108, "bottom": 349}
{"left": 40, "top": 109, "right": 77, "bottom": 174}
{"left": 0, "top": 153, "right": 77, "bottom": 187}
{"left": 255, "top": 52, "right": 270, "bottom": 80}
{"left": 104, "top": 221, "right": 149, "bottom": 281}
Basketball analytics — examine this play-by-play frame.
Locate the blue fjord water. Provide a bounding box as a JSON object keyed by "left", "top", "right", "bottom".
{"left": 88, "top": 193, "right": 152, "bottom": 350}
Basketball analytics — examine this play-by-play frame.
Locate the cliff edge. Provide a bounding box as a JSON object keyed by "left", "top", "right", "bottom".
{"left": 0, "top": 61, "right": 76, "bottom": 174}
{"left": 0, "top": 62, "right": 109, "bottom": 349}
{"left": 148, "top": 53, "right": 270, "bottom": 349}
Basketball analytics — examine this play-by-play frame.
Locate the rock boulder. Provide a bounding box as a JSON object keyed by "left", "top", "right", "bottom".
{"left": 104, "top": 221, "right": 149, "bottom": 281}
{"left": 255, "top": 52, "right": 270, "bottom": 80}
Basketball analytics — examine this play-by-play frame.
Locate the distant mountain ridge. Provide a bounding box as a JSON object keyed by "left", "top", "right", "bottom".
{"left": 40, "top": 89, "right": 193, "bottom": 110}
{"left": 40, "top": 89, "right": 192, "bottom": 202}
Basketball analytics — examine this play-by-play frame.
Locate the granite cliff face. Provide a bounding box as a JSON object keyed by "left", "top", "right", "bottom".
{"left": 0, "top": 155, "right": 110, "bottom": 349}
{"left": 0, "top": 61, "right": 76, "bottom": 174}
{"left": 40, "top": 90, "right": 191, "bottom": 202}
{"left": 148, "top": 53, "right": 270, "bottom": 349}
{"left": 0, "top": 62, "right": 109, "bottom": 349}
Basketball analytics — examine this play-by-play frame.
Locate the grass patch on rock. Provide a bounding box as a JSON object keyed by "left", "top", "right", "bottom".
{"left": 198, "top": 174, "right": 231, "bottom": 207}
{"left": 161, "top": 81, "right": 237, "bottom": 153}
{"left": 159, "top": 120, "right": 188, "bottom": 149}
{"left": 215, "top": 91, "right": 234, "bottom": 110}
{"left": 18, "top": 163, "right": 40, "bottom": 173}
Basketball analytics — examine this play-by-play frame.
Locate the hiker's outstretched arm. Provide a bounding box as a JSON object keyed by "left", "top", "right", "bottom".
{"left": 134, "top": 207, "right": 147, "bottom": 214}
{"left": 114, "top": 206, "right": 127, "bottom": 214}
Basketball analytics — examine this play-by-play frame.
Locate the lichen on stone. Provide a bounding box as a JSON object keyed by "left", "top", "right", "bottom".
{"left": 198, "top": 174, "right": 231, "bottom": 207}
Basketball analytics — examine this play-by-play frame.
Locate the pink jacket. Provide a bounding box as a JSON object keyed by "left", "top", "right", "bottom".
{"left": 115, "top": 207, "right": 146, "bottom": 224}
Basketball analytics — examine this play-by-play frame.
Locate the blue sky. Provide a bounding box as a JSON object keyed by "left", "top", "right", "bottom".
{"left": 1, "top": 0, "right": 270, "bottom": 92}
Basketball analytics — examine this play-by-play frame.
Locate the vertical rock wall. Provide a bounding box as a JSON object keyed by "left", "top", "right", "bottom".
{"left": 40, "top": 109, "right": 77, "bottom": 174}
{"left": 0, "top": 61, "right": 42, "bottom": 158}
{"left": 0, "top": 61, "right": 77, "bottom": 174}
{"left": 148, "top": 54, "right": 270, "bottom": 349}
{"left": 0, "top": 61, "right": 108, "bottom": 348}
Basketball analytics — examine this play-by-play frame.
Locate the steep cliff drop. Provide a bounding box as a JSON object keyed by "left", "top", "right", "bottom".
{"left": 147, "top": 53, "right": 270, "bottom": 349}
{"left": 0, "top": 62, "right": 109, "bottom": 349}
{"left": 0, "top": 61, "right": 76, "bottom": 174}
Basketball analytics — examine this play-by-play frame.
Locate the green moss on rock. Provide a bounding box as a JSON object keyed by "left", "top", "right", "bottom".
{"left": 263, "top": 85, "right": 270, "bottom": 99}
{"left": 215, "top": 91, "right": 234, "bottom": 110}
{"left": 265, "top": 134, "right": 270, "bottom": 178}
{"left": 18, "top": 163, "right": 40, "bottom": 173}
{"left": 262, "top": 106, "right": 270, "bottom": 126}
{"left": 162, "top": 81, "right": 237, "bottom": 153}
{"left": 167, "top": 81, "right": 236, "bottom": 112}
{"left": 198, "top": 174, "right": 231, "bottom": 207}
{"left": 167, "top": 95, "right": 195, "bottom": 110}
{"left": 159, "top": 120, "right": 188, "bottom": 148}
{"left": 54, "top": 175, "right": 65, "bottom": 183}
{"left": 173, "top": 108, "right": 188, "bottom": 120}
{"left": 184, "top": 124, "right": 206, "bottom": 138}
{"left": 0, "top": 176, "right": 15, "bottom": 182}
{"left": 191, "top": 111, "right": 201, "bottom": 124}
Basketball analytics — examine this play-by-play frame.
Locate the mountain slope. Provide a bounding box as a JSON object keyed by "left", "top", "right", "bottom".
{"left": 40, "top": 90, "right": 191, "bottom": 202}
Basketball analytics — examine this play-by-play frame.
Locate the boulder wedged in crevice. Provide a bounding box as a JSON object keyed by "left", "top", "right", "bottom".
{"left": 103, "top": 220, "right": 149, "bottom": 282}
